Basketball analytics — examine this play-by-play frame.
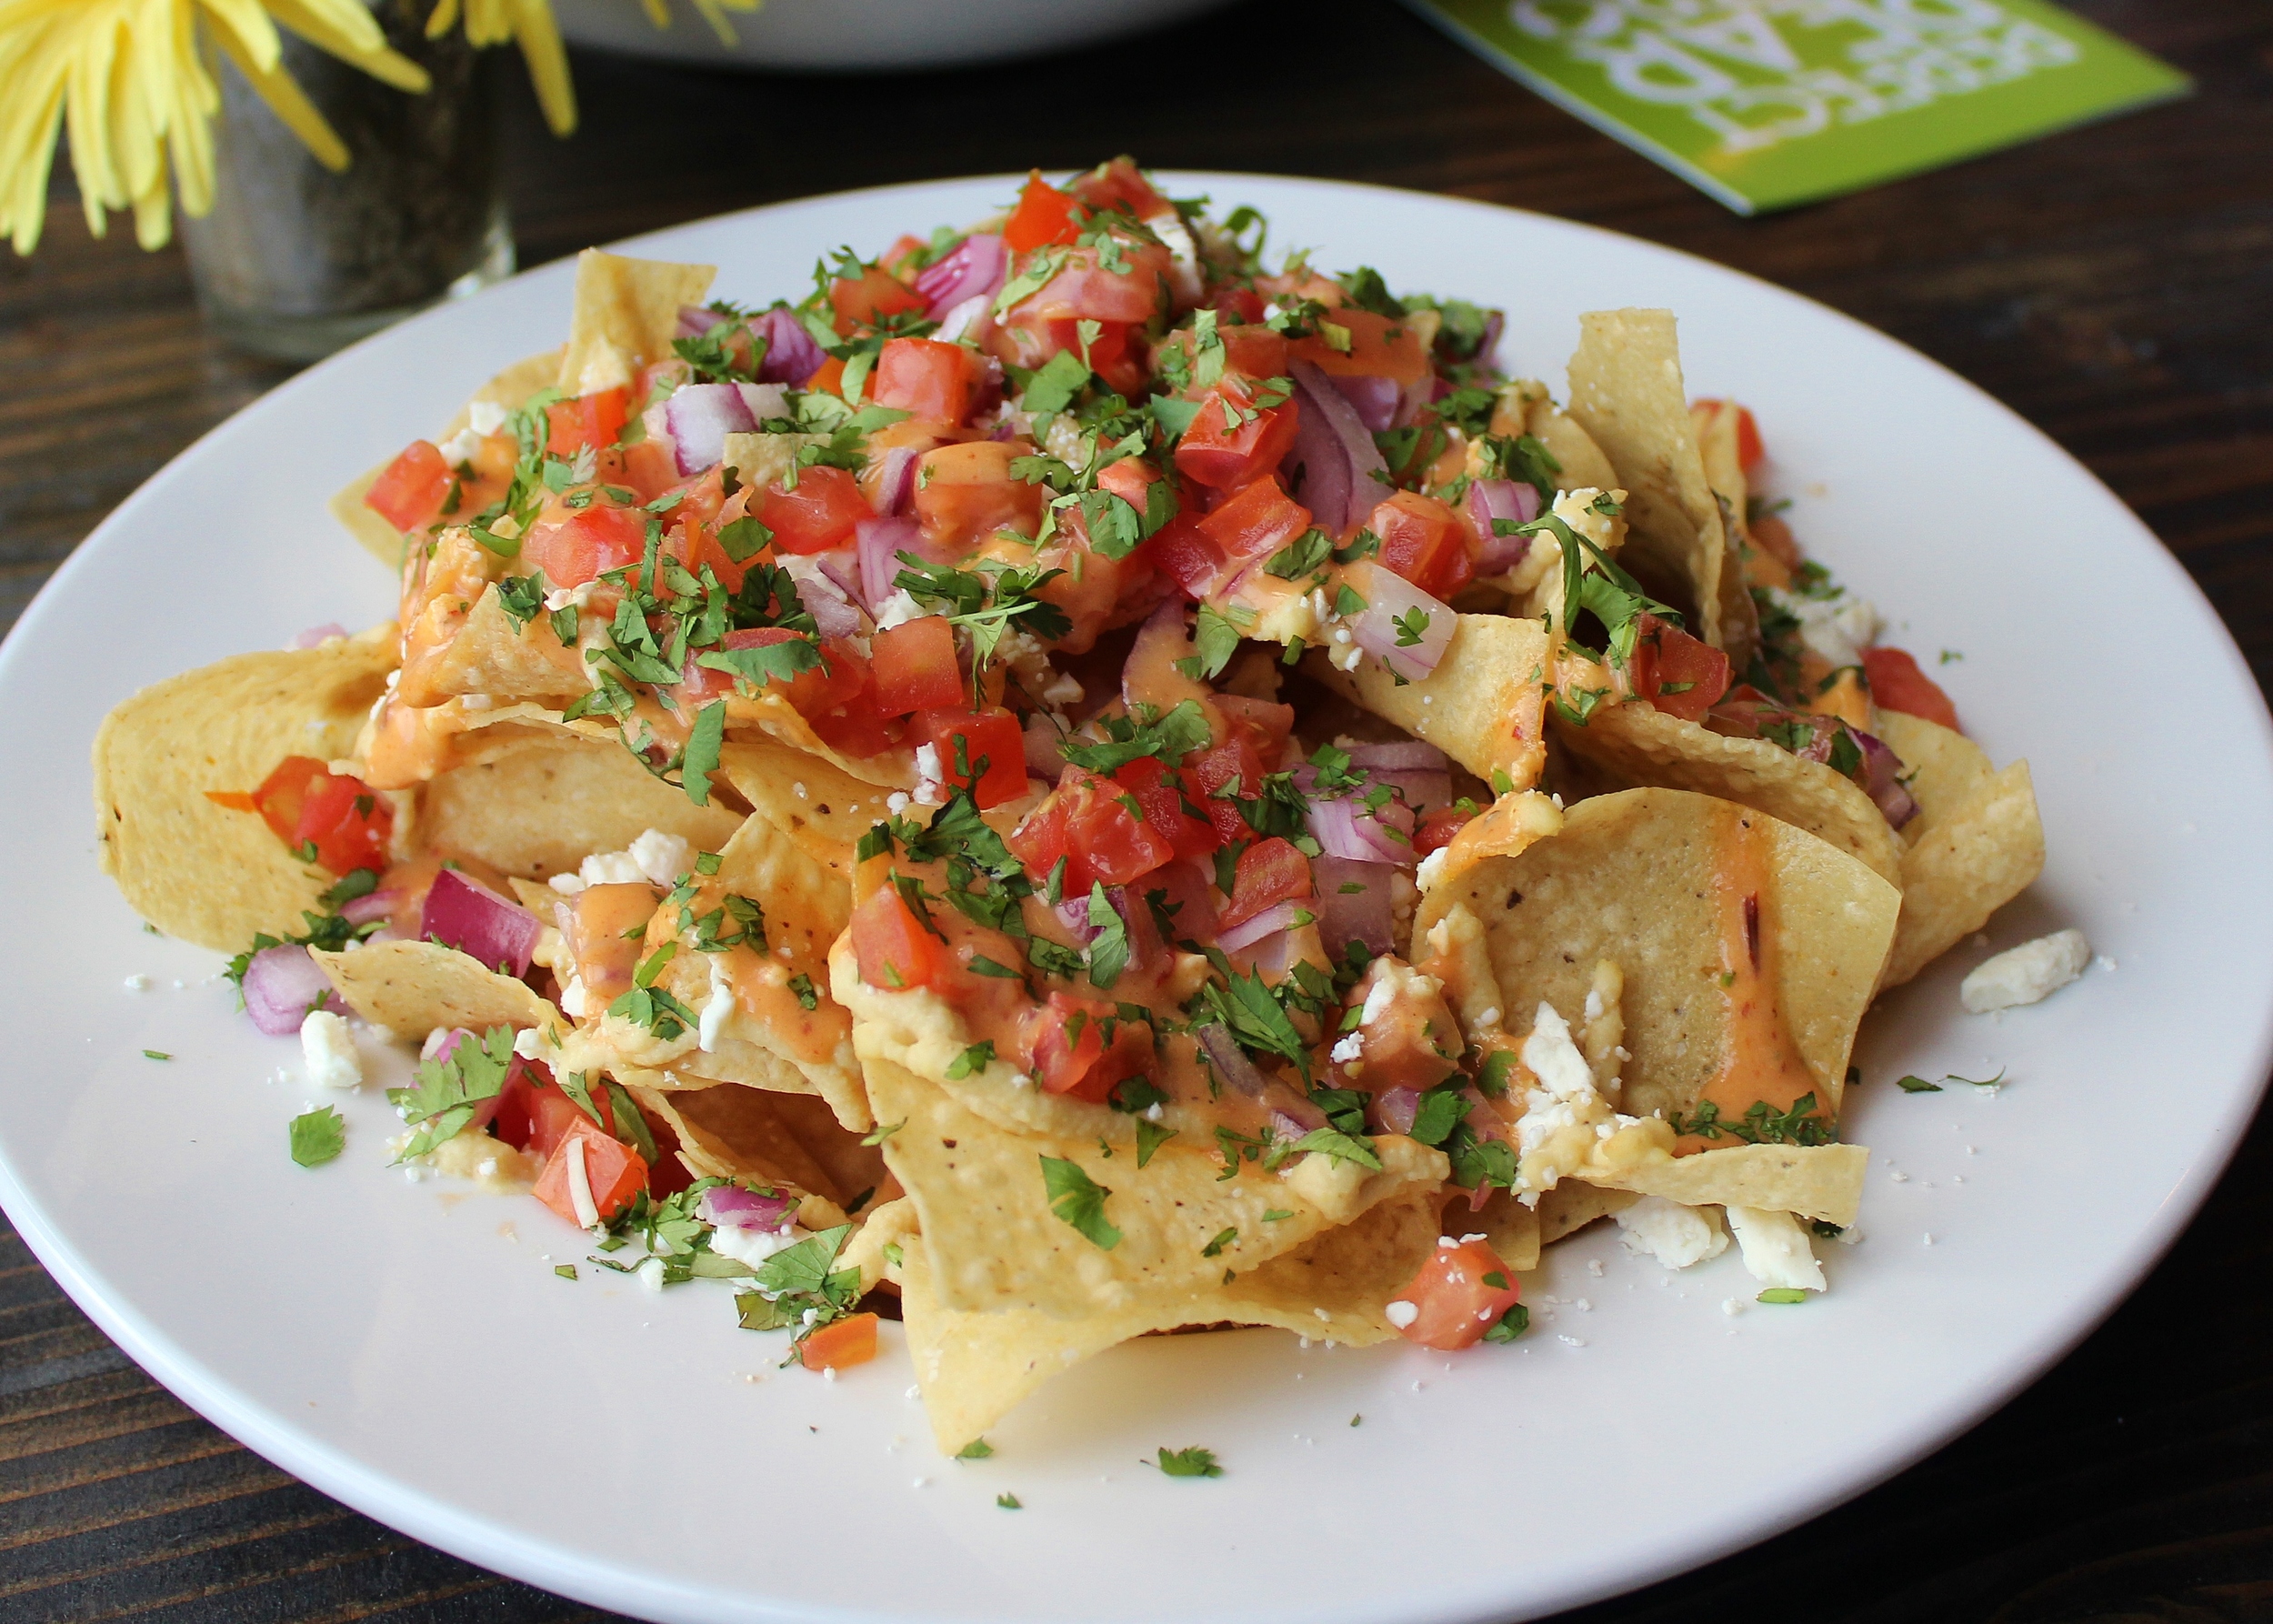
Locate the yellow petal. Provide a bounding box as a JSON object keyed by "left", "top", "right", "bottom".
{"left": 207, "top": 14, "right": 347, "bottom": 170}
{"left": 507, "top": 0, "right": 573, "bottom": 136}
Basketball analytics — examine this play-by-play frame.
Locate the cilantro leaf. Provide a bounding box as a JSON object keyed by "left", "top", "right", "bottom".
{"left": 1039, "top": 1155, "right": 1121, "bottom": 1249}
{"left": 682, "top": 699, "right": 726, "bottom": 806}
{"left": 288, "top": 1107, "right": 345, "bottom": 1168}
{"left": 1085, "top": 883, "right": 1130, "bottom": 990}
{"left": 1287, "top": 1126, "right": 1383, "bottom": 1170}
{"left": 1407, "top": 1082, "right": 1470, "bottom": 1148}
{"left": 1022, "top": 348, "right": 1090, "bottom": 416}
{"left": 1155, "top": 1445, "right": 1223, "bottom": 1479}
{"left": 1135, "top": 1118, "right": 1177, "bottom": 1168}
{"left": 1059, "top": 699, "right": 1212, "bottom": 774}
{"left": 386, "top": 1026, "right": 515, "bottom": 1159}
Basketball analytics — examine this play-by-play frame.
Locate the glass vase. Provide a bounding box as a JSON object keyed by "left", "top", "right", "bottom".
{"left": 181, "top": 0, "right": 514, "bottom": 362}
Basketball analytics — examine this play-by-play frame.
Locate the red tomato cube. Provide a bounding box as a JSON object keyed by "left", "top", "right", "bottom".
{"left": 1022, "top": 991, "right": 1156, "bottom": 1102}
{"left": 850, "top": 884, "right": 945, "bottom": 991}
{"left": 758, "top": 465, "right": 872, "bottom": 556}
{"left": 1389, "top": 1236, "right": 1523, "bottom": 1350}
{"left": 1003, "top": 172, "right": 1082, "bottom": 256}
{"left": 532, "top": 1118, "right": 647, "bottom": 1227}
{"left": 916, "top": 707, "right": 1028, "bottom": 809}
{"left": 1632, "top": 613, "right": 1732, "bottom": 723}
{"left": 1197, "top": 478, "right": 1312, "bottom": 572}
{"left": 1175, "top": 383, "right": 1302, "bottom": 491}
{"left": 1370, "top": 490, "right": 1476, "bottom": 603}
{"left": 870, "top": 616, "right": 966, "bottom": 715}
{"left": 544, "top": 387, "right": 629, "bottom": 456}
{"left": 873, "top": 337, "right": 981, "bottom": 423}
{"left": 365, "top": 440, "right": 453, "bottom": 532}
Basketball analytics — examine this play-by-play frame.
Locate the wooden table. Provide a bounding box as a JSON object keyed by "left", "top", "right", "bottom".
{"left": 4, "top": 2, "right": 2268, "bottom": 1617}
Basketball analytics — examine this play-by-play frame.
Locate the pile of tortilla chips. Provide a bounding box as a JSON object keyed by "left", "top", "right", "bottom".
{"left": 93, "top": 208, "right": 2045, "bottom": 1455}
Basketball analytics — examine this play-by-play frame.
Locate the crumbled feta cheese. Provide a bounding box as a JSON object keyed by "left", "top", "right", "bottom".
{"left": 636, "top": 1256, "right": 667, "bottom": 1293}
{"left": 628, "top": 829, "right": 695, "bottom": 886}
{"left": 1330, "top": 1033, "right": 1364, "bottom": 1065}
{"left": 711, "top": 1222, "right": 806, "bottom": 1269}
{"left": 1765, "top": 586, "right": 1881, "bottom": 670}
{"left": 124, "top": 974, "right": 151, "bottom": 991}
{"left": 1614, "top": 1196, "right": 1728, "bottom": 1268}
{"left": 1725, "top": 1206, "right": 1826, "bottom": 1291}
{"left": 875, "top": 591, "right": 924, "bottom": 630}
{"left": 1041, "top": 670, "right": 1084, "bottom": 707}
{"left": 548, "top": 871, "right": 586, "bottom": 895}
{"left": 1384, "top": 1299, "right": 1419, "bottom": 1329}
{"left": 698, "top": 953, "right": 736, "bottom": 1052}
{"left": 565, "top": 1136, "right": 601, "bottom": 1228}
{"left": 467, "top": 399, "right": 507, "bottom": 436}
{"left": 1414, "top": 847, "right": 1450, "bottom": 891}
{"left": 886, "top": 792, "right": 911, "bottom": 815}
{"left": 299, "top": 1010, "right": 362, "bottom": 1089}
{"left": 513, "top": 1028, "right": 546, "bottom": 1061}
{"left": 912, "top": 743, "right": 945, "bottom": 806}
{"left": 1960, "top": 928, "right": 2090, "bottom": 1013}
{"left": 578, "top": 849, "right": 646, "bottom": 886}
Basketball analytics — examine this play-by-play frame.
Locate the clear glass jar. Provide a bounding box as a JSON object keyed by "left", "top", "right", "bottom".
{"left": 181, "top": 0, "right": 514, "bottom": 361}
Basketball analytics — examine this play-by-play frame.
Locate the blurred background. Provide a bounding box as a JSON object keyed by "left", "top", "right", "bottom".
{"left": 4, "top": 2, "right": 2270, "bottom": 1619}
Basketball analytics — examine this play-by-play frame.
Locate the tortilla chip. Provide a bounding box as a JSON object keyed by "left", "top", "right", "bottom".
{"left": 734, "top": 690, "right": 918, "bottom": 792}
{"left": 723, "top": 431, "right": 835, "bottom": 493}
{"left": 1552, "top": 698, "right": 1904, "bottom": 887}
{"left": 1565, "top": 310, "right": 1756, "bottom": 667}
{"left": 313, "top": 938, "right": 557, "bottom": 1040}
{"left": 864, "top": 1052, "right": 1446, "bottom": 1319}
{"left": 418, "top": 728, "right": 744, "bottom": 881}
{"left": 1305, "top": 615, "right": 1550, "bottom": 788}
{"left": 1416, "top": 787, "right": 1898, "bottom": 1125}
{"left": 1537, "top": 1181, "right": 1637, "bottom": 1244}
{"left": 1874, "top": 711, "right": 2045, "bottom": 987}
{"left": 94, "top": 631, "right": 399, "bottom": 952}
{"left": 896, "top": 1189, "right": 1442, "bottom": 1451}
{"left": 715, "top": 737, "right": 894, "bottom": 881}
{"left": 630, "top": 1080, "right": 882, "bottom": 1218}
{"left": 328, "top": 348, "right": 565, "bottom": 571}
{"left": 403, "top": 585, "right": 590, "bottom": 707}
{"left": 1465, "top": 1188, "right": 1544, "bottom": 1272}
{"left": 1581, "top": 1141, "right": 1867, "bottom": 1228}
{"left": 558, "top": 250, "right": 714, "bottom": 396}
{"left": 1493, "top": 378, "right": 1621, "bottom": 493}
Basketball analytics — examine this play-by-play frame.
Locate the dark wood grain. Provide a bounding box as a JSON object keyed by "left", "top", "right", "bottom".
{"left": 3, "top": 1, "right": 2268, "bottom": 1618}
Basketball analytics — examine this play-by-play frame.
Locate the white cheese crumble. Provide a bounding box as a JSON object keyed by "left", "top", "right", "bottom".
{"left": 710, "top": 1222, "right": 806, "bottom": 1270}
{"left": 1960, "top": 928, "right": 2090, "bottom": 1013}
{"left": 467, "top": 399, "right": 507, "bottom": 436}
{"left": 1414, "top": 847, "right": 1451, "bottom": 892}
{"left": 565, "top": 1136, "right": 601, "bottom": 1228}
{"left": 1725, "top": 1206, "right": 1826, "bottom": 1292}
{"left": 124, "top": 974, "right": 151, "bottom": 991}
{"left": 1384, "top": 1299, "right": 1419, "bottom": 1329}
{"left": 874, "top": 590, "right": 924, "bottom": 630}
{"left": 1614, "top": 1196, "right": 1728, "bottom": 1268}
{"left": 578, "top": 850, "right": 646, "bottom": 886}
{"left": 299, "top": 1010, "right": 362, "bottom": 1089}
{"left": 912, "top": 743, "right": 946, "bottom": 806}
{"left": 628, "top": 829, "right": 695, "bottom": 886}
{"left": 1762, "top": 586, "right": 1881, "bottom": 671}
{"left": 698, "top": 953, "right": 736, "bottom": 1052}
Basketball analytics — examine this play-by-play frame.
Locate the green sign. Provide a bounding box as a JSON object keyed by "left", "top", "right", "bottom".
{"left": 1403, "top": 0, "right": 2189, "bottom": 214}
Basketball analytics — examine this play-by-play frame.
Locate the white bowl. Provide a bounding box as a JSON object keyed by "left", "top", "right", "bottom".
{"left": 552, "top": 0, "right": 1237, "bottom": 72}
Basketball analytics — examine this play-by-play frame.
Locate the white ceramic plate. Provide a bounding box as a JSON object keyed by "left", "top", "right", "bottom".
{"left": 550, "top": 0, "right": 1234, "bottom": 73}
{"left": 5, "top": 175, "right": 2270, "bottom": 1624}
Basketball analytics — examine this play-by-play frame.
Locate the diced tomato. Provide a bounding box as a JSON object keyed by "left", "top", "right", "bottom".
{"left": 911, "top": 441, "right": 1045, "bottom": 553}
{"left": 620, "top": 438, "right": 685, "bottom": 506}
{"left": 915, "top": 707, "right": 1028, "bottom": 809}
{"left": 1289, "top": 306, "right": 1430, "bottom": 386}
{"left": 1175, "top": 382, "right": 1301, "bottom": 491}
{"left": 1208, "top": 284, "right": 1267, "bottom": 326}
{"left": 516, "top": 1082, "right": 617, "bottom": 1161}
{"left": 873, "top": 337, "right": 983, "bottom": 424}
{"left": 1197, "top": 477, "right": 1312, "bottom": 571}
{"left": 798, "top": 1312, "right": 881, "bottom": 1371}
{"left": 249, "top": 757, "right": 391, "bottom": 874}
{"left": 1136, "top": 514, "right": 1224, "bottom": 597}
{"left": 545, "top": 386, "right": 628, "bottom": 456}
{"left": 1096, "top": 456, "right": 1166, "bottom": 515}
{"left": 1066, "top": 156, "right": 1168, "bottom": 222}
{"left": 1631, "top": 612, "right": 1732, "bottom": 724}
{"left": 1863, "top": 646, "right": 1960, "bottom": 732}
{"left": 1003, "top": 171, "right": 1083, "bottom": 256}
{"left": 759, "top": 466, "right": 871, "bottom": 556}
{"left": 850, "top": 884, "right": 945, "bottom": 991}
{"left": 1696, "top": 399, "right": 1766, "bottom": 472}
{"left": 1113, "top": 756, "right": 1220, "bottom": 860}
{"left": 365, "top": 440, "right": 453, "bottom": 532}
{"left": 1390, "top": 1236, "right": 1522, "bottom": 1350}
{"left": 1187, "top": 735, "right": 1264, "bottom": 846}
{"left": 871, "top": 616, "right": 965, "bottom": 715}
{"left": 829, "top": 265, "right": 926, "bottom": 335}
{"left": 808, "top": 356, "right": 848, "bottom": 398}
{"left": 1217, "top": 836, "right": 1312, "bottom": 931}
{"left": 1415, "top": 806, "right": 1473, "bottom": 856}
{"left": 1371, "top": 490, "right": 1475, "bottom": 602}
{"left": 1023, "top": 991, "right": 1156, "bottom": 1102}
{"left": 1008, "top": 766, "right": 1173, "bottom": 893}
{"left": 522, "top": 498, "right": 649, "bottom": 588}
{"left": 806, "top": 696, "right": 903, "bottom": 761}
{"left": 1212, "top": 694, "right": 1295, "bottom": 760}
{"left": 533, "top": 1118, "right": 647, "bottom": 1227}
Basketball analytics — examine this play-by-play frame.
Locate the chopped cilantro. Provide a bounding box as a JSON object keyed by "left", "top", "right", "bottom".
{"left": 386, "top": 1026, "right": 514, "bottom": 1159}
{"left": 1758, "top": 1288, "right": 1809, "bottom": 1304}
{"left": 288, "top": 1107, "right": 345, "bottom": 1168}
{"left": 1154, "top": 1445, "right": 1223, "bottom": 1479}
{"left": 1135, "top": 1118, "right": 1177, "bottom": 1168}
{"left": 957, "top": 1439, "right": 996, "bottom": 1459}
{"left": 1039, "top": 1155, "right": 1121, "bottom": 1250}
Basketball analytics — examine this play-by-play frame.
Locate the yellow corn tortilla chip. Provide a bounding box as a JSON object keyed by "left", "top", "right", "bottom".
{"left": 896, "top": 1189, "right": 1442, "bottom": 1451}
{"left": 1552, "top": 697, "right": 1904, "bottom": 887}
{"left": 1458, "top": 1189, "right": 1544, "bottom": 1273}
{"left": 1537, "top": 1180, "right": 1637, "bottom": 1244}
{"left": 629, "top": 1081, "right": 881, "bottom": 1218}
{"left": 1416, "top": 787, "right": 1898, "bottom": 1125}
{"left": 417, "top": 727, "right": 744, "bottom": 881}
{"left": 1305, "top": 614, "right": 1550, "bottom": 788}
{"left": 865, "top": 1052, "right": 1446, "bottom": 1320}
{"left": 1874, "top": 711, "right": 2045, "bottom": 987}
{"left": 328, "top": 347, "right": 565, "bottom": 570}
{"left": 313, "top": 938, "right": 558, "bottom": 1040}
{"left": 1493, "top": 378, "right": 1620, "bottom": 493}
{"left": 1581, "top": 1142, "right": 1867, "bottom": 1228}
{"left": 94, "top": 630, "right": 400, "bottom": 953}
{"left": 562, "top": 798, "right": 866, "bottom": 1125}
{"left": 558, "top": 250, "right": 715, "bottom": 396}
{"left": 1565, "top": 310, "right": 1757, "bottom": 667}
{"left": 403, "top": 585, "right": 590, "bottom": 708}
{"left": 715, "top": 737, "right": 894, "bottom": 881}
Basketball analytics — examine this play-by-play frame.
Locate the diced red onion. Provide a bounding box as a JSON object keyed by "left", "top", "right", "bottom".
{"left": 1024, "top": 715, "right": 1066, "bottom": 784}
{"left": 873, "top": 447, "right": 919, "bottom": 516}
{"left": 420, "top": 1025, "right": 474, "bottom": 1061}
{"left": 1342, "top": 740, "right": 1449, "bottom": 772}
{"left": 1053, "top": 897, "right": 1100, "bottom": 945}
{"left": 915, "top": 234, "right": 1006, "bottom": 319}
{"left": 1473, "top": 311, "right": 1504, "bottom": 372}
{"left": 1330, "top": 374, "right": 1401, "bottom": 434}
{"left": 242, "top": 945, "right": 346, "bottom": 1036}
{"left": 1217, "top": 898, "right": 1308, "bottom": 953}
{"left": 1854, "top": 728, "right": 1920, "bottom": 829}
{"left": 1311, "top": 855, "right": 1395, "bottom": 955}
{"left": 1107, "top": 885, "right": 1164, "bottom": 972}
{"left": 786, "top": 558, "right": 864, "bottom": 640}
{"left": 1371, "top": 1087, "right": 1420, "bottom": 1138}
{"left": 989, "top": 406, "right": 1033, "bottom": 443}
{"left": 735, "top": 381, "right": 789, "bottom": 423}
{"left": 1305, "top": 793, "right": 1415, "bottom": 866}
{"left": 813, "top": 547, "right": 861, "bottom": 603}
{"left": 420, "top": 867, "right": 543, "bottom": 977}
{"left": 1467, "top": 478, "right": 1542, "bottom": 574}
{"left": 701, "top": 1185, "right": 798, "bottom": 1232}
{"left": 664, "top": 383, "right": 756, "bottom": 476}
{"left": 855, "top": 516, "right": 924, "bottom": 612}
{"left": 1197, "top": 1023, "right": 1270, "bottom": 1098}
{"left": 754, "top": 307, "right": 826, "bottom": 387}
{"left": 1369, "top": 769, "right": 1454, "bottom": 812}
{"left": 289, "top": 623, "right": 349, "bottom": 649}
{"left": 1346, "top": 561, "right": 1455, "bottom": 682}
{"left": 1269, "top": 1104, "right": 1327, "bottom": 1141}
{"left": 1285, "top": 359, "right": 1386, "bottom": 536}
{"left": 935, "top": 294, "right": 995, "bottom": 348}
{"left": 340, "top": 888, "right": 398, "bottom": 927}
{"left": 1392, "top": 373, "right": 1432, "bottom": 430}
